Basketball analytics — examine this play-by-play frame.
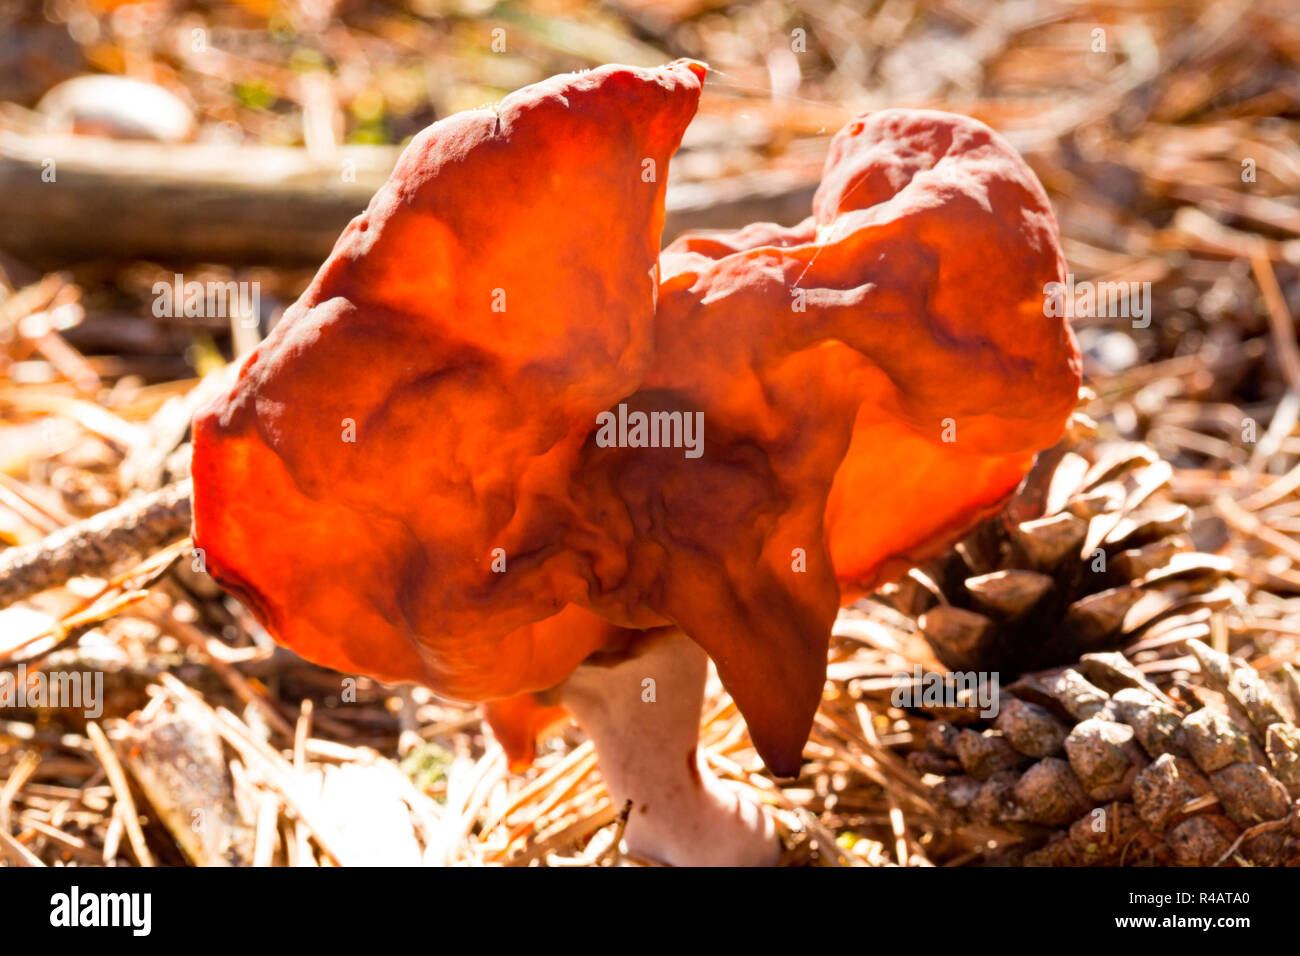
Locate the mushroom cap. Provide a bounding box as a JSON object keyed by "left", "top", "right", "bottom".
{"left": 193, "top": 81, "right": 1079, "bottom": 777}
{"left": 659, "top": 109, "right": 1082, "bottom": 595}
{"left": 193, "top": 60, "right": 706, "bottom": 694}
{"left": 642, "top": 109, "right": 1080, "bottom": 770}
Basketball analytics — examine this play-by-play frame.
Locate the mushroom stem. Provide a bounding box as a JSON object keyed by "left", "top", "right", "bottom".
{"left": 559, "top": 628, "right": 780, "bottom": 866}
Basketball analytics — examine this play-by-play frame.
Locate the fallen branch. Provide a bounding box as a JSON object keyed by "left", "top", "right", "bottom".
{"left": 0, "top": 130, "right": 394, "bottom": 266}
{"left": 0, "top": 480, "right": 192, "bottom": 610}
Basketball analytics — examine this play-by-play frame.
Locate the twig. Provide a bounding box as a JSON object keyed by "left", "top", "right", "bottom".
{"left": 292, "top": 700, "right": 315, "bottom": 867}
{"left": 21, "top": 817, "right": 101, "bottom": 864}
{"left": 0, "top": 826, "right": 43, "bottom": 866}
{"left": 432, "top": 746, "right": 507, "bottom": 865}
{"left": 1214, "top": 818, "right": 1287, "bottom": 867}
{"left": 102, "top": 804, "right": 123, "bottom": 863}
{"left": 2, "top": 589, "right": 150, "bottom": 667}
{"left": 0, "top": 480, "right": 192, "bottom": 610}
{"left": 86, "top": 720, "right": 154, "bottom": 867}
{"left": 1216, "top": 495, "right": 1300, "bottom": 565}
{"left": 1251, "top": 246, "right": 1300, "bottom": 394}
{"left": 503, "top": 800, "right": 617, "bottom": 867}
{"left": 0, "top": 751, "right": 39, "bottom": 834}
{"left": 145, "top": 606, "right": 295, "bottom": 739}
{"left": 1249, "top": 246, "right": 1300, "bottom": 474}
{"left": 855, "top": 701, "right": 914, "bottom": 866}
{"left": 1238, "top": 459, "right": 1300, "bottom": 511}
{"left": 253, "top": 791, "right": 280, "bottom": 867}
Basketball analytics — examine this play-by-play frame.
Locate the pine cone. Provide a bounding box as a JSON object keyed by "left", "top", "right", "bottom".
{"left": 865, "top": 422, "right": 1300, "bottom": 865}
{"left": 913, "top": 641, "right": 1300, "bottom": 865}
{"left": 880, "top": 417, "right": 1234, "bottom": 673}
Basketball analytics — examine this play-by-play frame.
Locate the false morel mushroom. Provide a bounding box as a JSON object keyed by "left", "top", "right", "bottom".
{"left": 192, "top": 64, "right": 1081, "bottom": 865}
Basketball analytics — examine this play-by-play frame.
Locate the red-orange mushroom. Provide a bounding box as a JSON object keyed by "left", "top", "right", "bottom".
{"left": 193, "top": 60, "right": 706, "bottom": 697}
{"left": 638, "top": 108, "right": 1082, "bottom": 775}
{"left": 192, "top": 64, "right": 1080, "bottom": 865}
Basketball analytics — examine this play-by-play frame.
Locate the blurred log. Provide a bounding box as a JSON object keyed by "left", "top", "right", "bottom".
{"left": 0, "top": 129, "right": 818, "bottom": 266}
{"left": 666, "top": 167, "right": 816, "bottom": 239}
{"left": 0, "top": 130, "right": 395, "bottom": 265}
